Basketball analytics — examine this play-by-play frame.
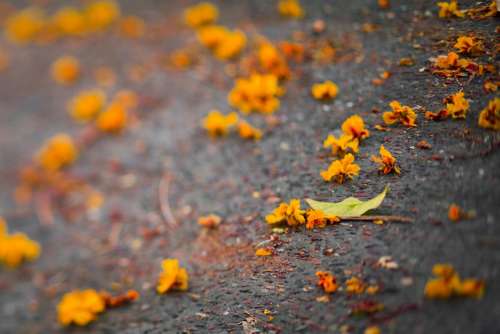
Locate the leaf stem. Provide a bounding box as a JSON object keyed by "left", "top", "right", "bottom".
{"left": 340, "top": 215, "right": 414, "bottom": 223}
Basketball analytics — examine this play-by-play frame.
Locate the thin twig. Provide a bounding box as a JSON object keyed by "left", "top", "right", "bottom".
{"left": 340, "top": 215, "right": 414, "bottom": 223}
{"left": 158, "top": 172, "right": 177, "bottom": 228}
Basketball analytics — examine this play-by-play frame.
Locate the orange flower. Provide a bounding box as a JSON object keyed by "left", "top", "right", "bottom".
{"left": 478, "top": 98, "right": 500, "bottom": 131}
{"left": 311, "top": 81, "right": 339, "bottom": 100}
{"left": 364, "top": 326, "right": 381, "bottom": 334}
{"left": 345, "top": 277, "right": 365, "bottom": 294}
{"left": 445, "top": 91, "right": 469, "bottom": 119}
{"left": 383, "top": 101, "right": 417, "bottom": 127}
{"left": 198, "top": 214, "right": 221, "bottom": 228}
{"left": 52, "top": 7, "right": 87, "bottom": 36}
{"left": 323, "top": 134, "right": 359, "bottom": 157}
{"left": 228, "top": 74, "right": 282, "bottom": 114}
{"left": 36, "top": 134, "right": 78, "bottom": 171}
{"left": 278, "top": 0, "right": 304, "bottom": 18}
{"left": 425, "top": 263, "right": 484, "bottom": 299}
{"left": 0, "top": 218, "right": 41, "bottom": 268}
{"left": 341, "top": 115, "right": 370, "bottom": 140}
{"left": 68, "top": 89, "right": 106, "bottom": 122}
{"left": 434, "top": 51, "right": 459, "bottom": 69}
{"left": 316, "top": 271, "right": 337, "bottom": 293}
{"left": 238, "top": 121, "right": 263, "bottom": 140}
{"left": 258, "top": 42, "right": 290, "bottom": 80}
{"left": 184, "top": 2, "right": 218, "bottom": 28}
{"left": 265, "top": 199, "right": 306, "bottom": 226}
{"left": 4, "top": 7, "right": 46, "bottom": 43}
{"left": 51, "top": 56, "right": 80, "bottom": 85}
{"left": 454, "top": 36, "right": 484, "bottom": 54}
{"left": 255, "top": 248, "right": 272, "bottom": 257}
{"left": 157, "top": 259, "right": 189, "bottom": 294}
{"left": 306, "top": 210, "right": 339, "bottom": 230}
{"left": 213, "top": 30, "right": 246, "bottom": 60}
{"left": 437, "top": 1, "right": 464, "bottom": 18}
{"left": 57, "top": 289, "right": 105, "bottom": 326}
{"left": 96, "top": 102, "right": 127, "bottom": 133}
{"left": 378, "top": 0, "right": 390, "bottom": 8}
{"left": 448, "top": 203, "right": 466, "bottom": 222}
{"left": 371, "top": 145, "right": 400, "bottom": 175}
{"left": 85, "top": 0, "right": 121, "bottom": 31}
{"left": 202, "top": 110, "right": 238, "bottom": 137}
{"left": 320, "top": 153, "right": 360, "bottom": 184}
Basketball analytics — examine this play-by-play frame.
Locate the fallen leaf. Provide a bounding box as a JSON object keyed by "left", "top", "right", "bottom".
{"left": 306, "top": 186, "right": 388, "bottom": 217}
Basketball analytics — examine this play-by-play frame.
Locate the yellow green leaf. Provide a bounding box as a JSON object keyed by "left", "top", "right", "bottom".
{"left": 305, "top": 186, "right": 389, "bottom": 217}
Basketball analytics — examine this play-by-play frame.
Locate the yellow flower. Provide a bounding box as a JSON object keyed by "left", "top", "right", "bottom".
{"left": 52, "top": 7, "right": 87, "bottom": 36}
{"left": 437, "top": 1, "right": 464, "bottom": 18}
{"left": 258, "top": 42, "right": 290, "bottom": 80}
{"left": 37, "top": 134, "right": 78, "bottom": 171}
{"left": 51, "top": 56, "right": 81, "bottom": 85}
{"left": 454, "top": 36, "right": 483, "bottom": 54}
{"left": 478, "top": 98, "right": 500, "bottom": 131}
{"left": 311, "top": 81, "right": 339, "bottom": 100}
{"left": 85, "top": 0, "right": 121, "bottom": 31}
{"left": 68, "top": 89, "right": 106, "bottom": 122}
{"left": 202, "top": 110, "right": 238, "bottom": 137}
{"left": 213, "top": 30, "right": 246, "bottom": 60}
{"left": 265, "top": 199, "right": 306, "bottom": 226}
{"left": 457, "top": 279, "right": 485, "bottom": 299}
{"left": 364, "top": 326, "right": 381, "bottom": 334}
{"left": 57, "top": 289, "right": 105, "bottom": 326}
{"left": 434, "top": 52, "right": 459, "bottom": 69}
{"left": 383, "top": 101, "right": 417, "bottom": 127}
{"left": 238, "top": 121, "right": 263, "bottom": 140}
{"left": 305, "top": 209, "right": 339, "bottom": 230}
{"left": 320, "top": 153, "right": 360, "bottom": 184}
{"left": 4, "top": 7, "right": 46, "bottom": 43}
{"left": 184, "top": 2, "right": 218, "bottom": 28}
{"left": 118, "top": 16, "right": 145, "bottom": 38}
{"left": 445, "top": 91, "right": 469, "bottom": 119}
{"left": 96, "top": 102, "right": 127, "bottom": 133}
{"left": 0, "top": 219, "right": 40, "bottom": 268}
{"left": 157, "top": 258, "right": 189, "bottom": 294}
{"left": 341, "top": 115, "right": 370, "bottom": 140}
{"left": 316, "top": 271, "right": 337, "bottom": 293}
{"left": 323, "top": 134, "right": 359, "bottom": 157}
{"left": 228, "top": 74, "right": 282, "bottom": 114}
{"left": 371, "top": 145, "right": 400, "bottom": 175}
{"left": 255, "top": 248, "right": 272, "bottom": 256}
{"left": 424, "top": 278, "right": 454, "bottom": 299}
{"left": 345, "top": 277, "right": 365, "bottom": 294}
{"left": 278, "top": 0, "right": 304, "bottom": 18}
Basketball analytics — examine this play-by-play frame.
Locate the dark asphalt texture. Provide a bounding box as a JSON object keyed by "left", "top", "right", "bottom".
{"left": 0, "top": 0, "right": 499, "bottom": 333}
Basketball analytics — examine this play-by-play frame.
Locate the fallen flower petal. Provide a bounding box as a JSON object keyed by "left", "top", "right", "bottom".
{"left": 371, "top": 145, "right": 400, "bottom": 175}
{"left": 57, "top": 289, "right": 105, "bottom": 326}
{"left": 316, "top": 271, "right": 338, "bottom": 293}
{"left": 255, "top": 248, "right": 272, "bottom": 256}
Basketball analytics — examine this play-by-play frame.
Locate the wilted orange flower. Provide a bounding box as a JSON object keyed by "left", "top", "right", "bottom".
{"left": 425, "top": 263, "right": 484, "bottom": 299}
{"left": 454, "top": 36, "right": 484, "bottom": 54}
{"left": 57, "top": 289, "right": 105, "bottom": 326}
{"left": 37, "top": 134, "right": 78, "bottom": 171}
{"left": 202, "top": 110, "right": 238, "bottom": 137}
{"left": 101, "top": 290, "right": 139, "bottom": 308}
{"left": 425, "top": 108, "right": 449, "bottom": 121}
{"left": 265, "top": 199, "right": 306, "bottom": 226}
{"left": 341, "top": 115, "right": 370, "bottom": 140}
{"left": 68, "top": 89, "right": 106, "bottom": 122}
{"left": 157, "top": 258, "right": 189, "bottom": 294}
{"left": 364, "top": 326, "right": 381, "bottom": 334}
{"left": 5, "top": 7, "right": 46, "bottom": 43}
{"left": 478, "top": 98, "right": 500, "bottom": 131}
{"left": 278, "top": 0, "right": 304, "bottom": 18}
{"left": 448, "top": 203, "right": 465, "bottom": 222}
{"left": 228, "top": 74, "right": 282, "bottom": 114}
{"left": 431, "top": 52, "right": 485, "bottom": 77}
{"left": 52, "top": 7, "right": 87, "bottom": 36}
{"left": 371, "top": 145, "right": 400, "bottom": 175}
{"left": 306, "top": 210, "right": 340, "bottom": 230}
{"left": 118, "top": 16, "right": 145, "bottom": 38}
{"left": 85, "top": 0, "right": 121, "bottom": 31}
{"left": 184, "top": 2, "right": 218, "bottom": 28}
{"left": 51, "top": 56, "right": 80, "bottom": 85}
{"left": 345, "top": 277, "right": 365, "bottom": 294}
{"left": 445, "top": 91, "right": 469, "bottom": 119}
{"left": 255, "top": 248, "right": 273, "bottom": 257}
{"left": 279, "top": 41, "right": 304, "bottom": 62}
{"left": 434, "top": 51, "right": 459, "bottom": 69}
{"left": 0, "top": 218, "right": 41, "bottom": 268}
{"left": 312, "top": 81, "right": 339, "bottom": 100}
{"left": 213, "top": 30, "right": 246, "bottom": 60}
{"left": 383, "top": 101, "right": 417, "bottom": 127}
{"left": 323, "top": 134, "right": 359, "bottom": 157}
{"left": 238, "top": 121, "right": 263, "bottom": 140}
{"left": 483, "top": 81, "right": 498, "bottom": 93}
{"left": 258, "top": 42, "right": 290, "bottom": 79}
{"left": 437, "top": 1, "right": 464, "bottom": 18}
{"left": 316, "top": 271, "right": 338, "bottom": 293}
{"left": 96, "top": 102, "right": 127, "bottom": 133}
{"left": 320, "top": 153, "right": 360, "bottom": 184}
{"left": 198, "top": 214, "right": 221, "bottom": 228}
{"left": 197, "top": 25, "right": 228, "bottom": 48}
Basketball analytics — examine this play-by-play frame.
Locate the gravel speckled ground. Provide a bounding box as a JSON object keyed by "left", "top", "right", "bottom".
{"left": 0, "top": 1, "right": 499, "bottom": 333}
